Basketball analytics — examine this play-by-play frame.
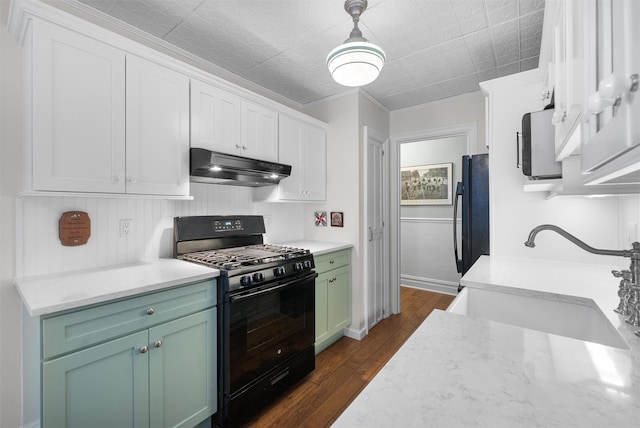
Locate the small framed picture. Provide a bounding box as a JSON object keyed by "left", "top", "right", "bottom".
{"left": 314, "top": 211, "right": 327, "bottom": 227}
{"left": 330, "top": 212, "right": 344, "bottom": 227}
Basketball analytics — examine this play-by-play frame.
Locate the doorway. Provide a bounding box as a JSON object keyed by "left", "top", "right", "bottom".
{"left": 389, "top": 123, "right": 477, "bottom": 313}
{"left": 363, "top": 126, "right": 389, "bottom": 331}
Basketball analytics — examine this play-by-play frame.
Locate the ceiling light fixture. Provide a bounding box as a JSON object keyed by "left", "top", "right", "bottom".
{"left": 327, "top": 0, "right": 385, "bottom": 87}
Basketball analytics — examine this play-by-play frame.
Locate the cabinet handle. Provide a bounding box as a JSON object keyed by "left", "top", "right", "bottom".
{"left": 154, "top": 340, "right": 163, "bottom": 348}
{"left": 329, "top": 277, "right": 337, "bottom": 283}
{"left": 113, "top": 175, "right": 123, "bottom": 183}
{"left": 140, "top": 345, "right": 148, "bottom": 354}
{"left": 146, "top": 308, "right": 155, "bottom": 316}
{"left": 235, "top": 144, "right": 242, "bottom": 149}
{"left": 127, "top": 177, "right": 138, "bottom": 184}
{"left": 329, "top": 260, "right": 335, "bottom": 265}
{"left": 242, "top": 145, "right": 248, "bottom": 150}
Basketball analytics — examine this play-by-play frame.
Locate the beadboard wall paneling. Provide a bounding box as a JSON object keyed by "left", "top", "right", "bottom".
{"left": 400, "top": 217, "right": 462, "bottom": 293}
{"left": 18, "top": 183, "right": 305, "bottom": 277}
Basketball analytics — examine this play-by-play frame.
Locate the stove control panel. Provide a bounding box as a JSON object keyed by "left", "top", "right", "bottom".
{"left": 213, "top": 219, "right": 243, "bottom": 232}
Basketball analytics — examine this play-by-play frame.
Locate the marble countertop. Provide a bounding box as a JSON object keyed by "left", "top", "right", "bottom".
{"left": 275, "top": 240, "right": 352, "bottom": 256}
{"left": 334, "top": 256, "right": 640, "bottom": 427}
{"left": 15, "top": 259, "right": 219, "bottom": 317}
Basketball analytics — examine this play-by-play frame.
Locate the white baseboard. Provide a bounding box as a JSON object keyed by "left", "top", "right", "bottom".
{"left": 344, "top": 326, "right": 366, "bottom": 341}
{"left": 400, "top": 274, "right": 458, "bottom": 296}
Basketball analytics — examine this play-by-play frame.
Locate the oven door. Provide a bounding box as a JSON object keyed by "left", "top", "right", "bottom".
{"left": 225, "top": 271, "right": 316, "bottom": 396}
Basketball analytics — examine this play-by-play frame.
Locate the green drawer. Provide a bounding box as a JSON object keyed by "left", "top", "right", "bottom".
{"left": 42, "top": 279, "right": 216, "bottom": 359}
{"left": 314, "top": 249, "right": 351, "bottom": 274}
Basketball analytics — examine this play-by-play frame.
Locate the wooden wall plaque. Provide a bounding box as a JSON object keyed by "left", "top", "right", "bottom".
{"left": 59, "top": 211, "right": 91, "bottom": 246}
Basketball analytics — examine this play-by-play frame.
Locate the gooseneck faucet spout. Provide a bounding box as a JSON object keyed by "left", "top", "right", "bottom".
{"left": 524, "top": 224, "right": 636, "bottom": 258}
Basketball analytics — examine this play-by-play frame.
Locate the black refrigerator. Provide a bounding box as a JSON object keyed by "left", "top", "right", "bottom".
{"left": 453, "top": 153, "right": 490, "bottom": 283}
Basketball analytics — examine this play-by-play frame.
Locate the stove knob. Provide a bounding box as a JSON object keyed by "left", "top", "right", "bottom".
{"left": 240, "top": 276, "right": 252, "bottom": 287}
{"left": 253, "top": 272, "right": 265, "bottom": 282}
{"left": 273, "top": 266, "right": 286, "bottom": 277}
{"left": 303, "top": 260, "right": 313, "bottom": 269}
{"left": 293, "top": 262, "right": 303, "bottom": 272}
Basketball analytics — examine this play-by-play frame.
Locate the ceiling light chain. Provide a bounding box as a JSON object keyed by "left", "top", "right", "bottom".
{"left": 327, "top": 0, "right": 385, "bottom": 87}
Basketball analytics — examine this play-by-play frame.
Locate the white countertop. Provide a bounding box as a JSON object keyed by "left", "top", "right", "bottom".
{"left": 276, "top": 240, "right": 352, "bottom": 256}
{"left": 334, "top": 256, "right": 640, "bottom": 427}
{"left": 15, "top": 259, "right": 219, "bottom": 317}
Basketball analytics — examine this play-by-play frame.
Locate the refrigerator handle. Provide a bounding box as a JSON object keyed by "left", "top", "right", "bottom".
{"left": 516, "top": 131, "right": 522, "bottom": 168}
{"left": 453, "top": 181, "right": 464, "bottom": 274}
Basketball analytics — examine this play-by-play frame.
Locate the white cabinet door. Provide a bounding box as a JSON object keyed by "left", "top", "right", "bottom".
{"left": 126, "top": 56, "right": 190, "bottom": 196}
{"left": 241, "top": 100, "right": 278, "bottom": 161}
{"left": 190, "top": 80, "right": 241, "bottom": 154}
{"left": 582, "top": 0, "right": 640, "bottom": 177}
{"left": 552, "top": 0, "right": 583, "bottom": 160}
{"left": 277, "top": 115, "right": 326, "bottom": 201}
{"left": 32, "top": 20, "right": 126, "bottom": 193}
{"left": 277, "top": 115, "right": 305, "bottom": 199}
{"left": 302, "top": 123, "right": 327, "bottom": 201}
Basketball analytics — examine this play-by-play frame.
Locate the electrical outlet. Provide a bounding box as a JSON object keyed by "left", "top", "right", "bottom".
{"left": 120, "top": 219, "right": 133, "bottom": 238}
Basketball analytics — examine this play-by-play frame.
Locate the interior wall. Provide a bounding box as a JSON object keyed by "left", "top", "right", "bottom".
{"left": 1, "top": 3, "right": 24, "bottom": 426}
{"left": 484, "top": 70, "right": 623, "bottom": 266}
{"left": 303, "top": 92, "right": 365, "bottom": 335}
{"left": 391, "top": 91, "right": 487, "bottom": 153}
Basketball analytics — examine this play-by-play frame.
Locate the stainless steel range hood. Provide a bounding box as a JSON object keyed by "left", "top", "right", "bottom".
{"left": 190, "top": 148, "right": 291, "bottom": 187}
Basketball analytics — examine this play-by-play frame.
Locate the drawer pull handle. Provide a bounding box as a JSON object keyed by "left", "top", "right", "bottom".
{"left": 329, "top": 277, "right": 337, "bottom": 283}
{"left": 140, "top": 346, "right": 148, "bottom": 354}
{"left": 154, "top": 340, "right": 163, "bottom": 348}
{"left": 329, "top": 260, "right": 335, "bottom": 264}
{"left": 146, "top": 308, "right": 155, "bottom": 316}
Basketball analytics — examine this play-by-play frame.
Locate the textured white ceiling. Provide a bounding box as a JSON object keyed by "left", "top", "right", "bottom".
{"left": 72, "top": 0, "right": 546, "bottom": 110}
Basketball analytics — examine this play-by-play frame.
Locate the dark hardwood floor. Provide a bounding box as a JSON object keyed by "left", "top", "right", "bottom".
{"left": 242, "top": 287, "right": 456, "bottom": 428}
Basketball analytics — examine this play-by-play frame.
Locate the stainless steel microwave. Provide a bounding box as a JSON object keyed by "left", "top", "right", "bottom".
{"left": 517, "top": 108, "right": 562, "bottom": 179}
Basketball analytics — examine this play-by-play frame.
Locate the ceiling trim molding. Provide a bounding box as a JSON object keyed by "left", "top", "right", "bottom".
{"left": 303, "top": 88, "right": 361, "bottom": 109}
{"left": 358, "top": 89, "right": 391, "bottom": 114}
{"left": 479, "top": 69, "right": 543, "bottom": 95}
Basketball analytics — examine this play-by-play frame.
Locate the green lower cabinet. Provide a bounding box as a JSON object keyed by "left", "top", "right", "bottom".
{"left": 314, "top": 249, "right": 351, "bottom": 354}
{"left": 42, "top": 330, "right": 149, "bottom": 428}
{"left": 42, "top": 307, "right": 217, "bottom": 428}
{"left": 149, "top": 309, "right": 217, "bottom": 428}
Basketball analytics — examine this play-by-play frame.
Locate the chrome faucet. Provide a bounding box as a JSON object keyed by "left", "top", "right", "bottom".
{"left": 525, "top": 224, "right": 640, "bottom": 337}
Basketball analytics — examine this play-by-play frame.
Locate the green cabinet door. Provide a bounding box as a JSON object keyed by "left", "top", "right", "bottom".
{"left": 148, "top": 308, "right": 217, "bottom": 428}
{"left": 328, "top": 266, "right": 352, "bottom": 332}
{"left": 42, "top": 330, "right": 149, "bottom": 428}
{"left": 315, "top": 264, "right": 352, "bottom": 354}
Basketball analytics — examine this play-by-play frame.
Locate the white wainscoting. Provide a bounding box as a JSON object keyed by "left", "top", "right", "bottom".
{"left": 17, "top": 183, "right": 304, "bottom": 277}
{"left": 400, "top": 217, "right": 461, "bottom": 295}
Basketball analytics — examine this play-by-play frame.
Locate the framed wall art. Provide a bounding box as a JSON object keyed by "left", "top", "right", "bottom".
{"left": 400, "top": 162, "right": 453, "bottom": 205}
{"left": 330, "top": 212, "right": 344, "bottom": 227}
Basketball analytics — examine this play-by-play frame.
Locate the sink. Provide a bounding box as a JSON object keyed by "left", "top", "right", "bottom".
{"left": 447, "top": 287, "right": 629, "bottom": 350}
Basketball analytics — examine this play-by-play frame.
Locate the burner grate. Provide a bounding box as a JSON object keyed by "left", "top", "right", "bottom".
{"left": 181, "top": 244, "right": 309, "bottom": 270}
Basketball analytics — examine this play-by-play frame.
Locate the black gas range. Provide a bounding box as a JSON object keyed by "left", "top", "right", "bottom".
{"left": 174, "top": 215, "right": 316, "bottom": 427}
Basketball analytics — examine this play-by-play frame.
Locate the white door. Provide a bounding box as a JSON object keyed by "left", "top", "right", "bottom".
{"left": 365, "top": 127, "right": 389, "bottom": 330}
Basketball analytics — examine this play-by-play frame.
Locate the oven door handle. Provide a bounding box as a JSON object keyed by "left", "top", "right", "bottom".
{"left": 229, "top": 272, "right": 318, "bottom": 303}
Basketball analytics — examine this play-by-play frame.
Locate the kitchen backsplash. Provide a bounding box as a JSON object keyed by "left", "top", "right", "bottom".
{"left": 17, "top": 183, "right": 304, "bottom": 277}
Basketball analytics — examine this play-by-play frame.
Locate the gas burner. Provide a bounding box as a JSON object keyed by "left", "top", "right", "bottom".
{"left": 181, "top": 244, "right": 310, "bottom": 270}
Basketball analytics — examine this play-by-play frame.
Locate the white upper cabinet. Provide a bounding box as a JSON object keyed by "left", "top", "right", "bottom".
{"left": 191, "top": 82, "right": 278, "bottom": 162}
{"left": 190, "top": 80, "right": 242, "bottom": 154}
{"left": 277, "top": 115, "right": 326, "bottom": 201}
{"left": 30, "top": 20, "right": 189, "bottom": 196}
{"left": 581, "top": 0, "right": 640, "bottom": 185}
{"left": 32, "top": 20, "right": 126, "bottom": 193}
{"left": 240, "top": 100, "right": 278, "bottom": 162}
{"left": 125, "top": 56, "right": 190, "bottom": 196}
{"left": 551, "top": 0, "right": 583, "bottom": 160}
